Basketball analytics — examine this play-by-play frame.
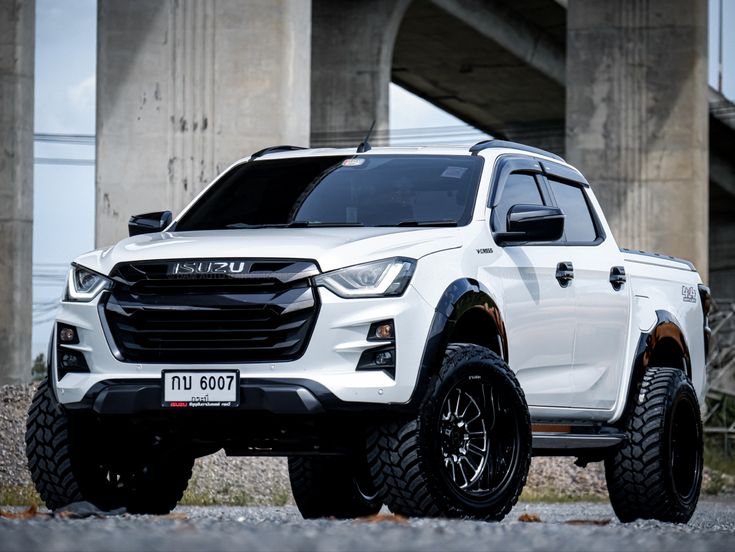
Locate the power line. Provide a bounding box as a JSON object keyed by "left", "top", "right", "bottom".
{"left": 34, "top": 133, "right": 95, "bottom": 145}
{"left": 34, "top": 157, "right": 95, "bottom": 166}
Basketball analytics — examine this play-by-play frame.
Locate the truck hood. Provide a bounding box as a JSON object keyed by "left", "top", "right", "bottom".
{"left": 74, "top": 227, "right": 462, "bottom": 275}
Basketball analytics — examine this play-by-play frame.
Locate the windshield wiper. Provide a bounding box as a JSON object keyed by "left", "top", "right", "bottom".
{"left": 225, "top": 223, "right": 288, "bottom": 229}
{"left": 226, "top": 222, "right": 365, "bottom": 229}
{"left": 286, "top": 221, "right": 365, "bottom": 227}
{"left": 378, "top": 220, "right": 458, "bottom": 227}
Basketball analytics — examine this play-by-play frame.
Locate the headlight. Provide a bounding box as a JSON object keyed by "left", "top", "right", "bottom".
{"left": 65, "top": 265, "right": 112, "bottom": 302}
{"left": 315, "top": 257, "right": 416, "bottom": 298}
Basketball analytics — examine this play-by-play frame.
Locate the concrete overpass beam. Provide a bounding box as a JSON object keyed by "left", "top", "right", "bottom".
{"left": 96, "top": 0, "right": 311, "bottom": 246}
{"left": 392, "top": 0, "right": 566, "bottom": 155}
{"left": 566, "top": 0, "right": 709, "bottom": 275}
{"left": 0, "top": 0, "right": 34, "bottom": 385}
{"left": 310, "top": 0, "right": 411, "bottom": 147}
{"left": 429, "top": 0, "right": 565, "bottom": 85}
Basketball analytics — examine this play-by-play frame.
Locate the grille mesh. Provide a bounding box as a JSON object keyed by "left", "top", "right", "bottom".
{"left": 102, "top": 260, "right": 319, "bottom": 363}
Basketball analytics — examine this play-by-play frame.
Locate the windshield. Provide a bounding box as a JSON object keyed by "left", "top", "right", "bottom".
{"left": 174, "top": 155, "right": 484, "bottom": 231}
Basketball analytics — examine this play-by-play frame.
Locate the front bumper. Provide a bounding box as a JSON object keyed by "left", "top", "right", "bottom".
{"left": 63, "top": 377, "right": 396, "bottom": 415}
{"left": 53, "top": 283, "right": 435, "bottom": 408}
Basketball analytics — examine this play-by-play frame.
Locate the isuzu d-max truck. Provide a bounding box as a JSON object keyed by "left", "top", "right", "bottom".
{"left": 27, "top": 140, "right": 710, "bottom": 523}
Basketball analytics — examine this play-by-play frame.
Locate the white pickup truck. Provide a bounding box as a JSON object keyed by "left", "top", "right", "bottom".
{"left": 26, "top": 140, "right": 710, "bottom": 523}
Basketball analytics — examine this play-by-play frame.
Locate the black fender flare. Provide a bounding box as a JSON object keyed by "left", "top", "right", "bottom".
{"left": 621, "top": 309, "right": 692, "bottom": 422}
{"left": 406, "top": 278, "right": 508, "bottom": 408}
{"left": 45, "top": 327, "right": 59, "bottom": 401}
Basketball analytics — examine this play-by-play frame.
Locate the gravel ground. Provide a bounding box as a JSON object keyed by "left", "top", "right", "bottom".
{"left": 1, "top": 500, "right": 734, "bottom": 552}
{"left": 2, "top": 383, "right": 733, "bottom": 506}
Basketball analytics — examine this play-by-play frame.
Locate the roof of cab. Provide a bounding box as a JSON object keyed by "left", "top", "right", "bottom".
{"left": 242, "top": 139, "right": 566, "bottom": 166}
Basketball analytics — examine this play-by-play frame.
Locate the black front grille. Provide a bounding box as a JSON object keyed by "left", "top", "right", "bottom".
{"left": 101, "top": 260, "right": 319, "bottom": 363}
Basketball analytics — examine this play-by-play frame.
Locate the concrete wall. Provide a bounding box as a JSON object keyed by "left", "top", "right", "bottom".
{"left": 0, "top": 0, "right": 33, "bottom": 385}
{"left": 566, "top": 0, "right": 709, "bottom": 276}
{"left": 96, "top": 0, "right": 311, "bottom": 247}
{"left": 311, "top": 0, "right": 410, "bottom": 147}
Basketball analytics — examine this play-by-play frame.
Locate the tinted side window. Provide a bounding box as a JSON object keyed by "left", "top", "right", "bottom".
{"left": 492, "top": 173, "right": 544, "bottom": 232}
{"left": 547, "top": 179, "right": 597, "bottom": 243}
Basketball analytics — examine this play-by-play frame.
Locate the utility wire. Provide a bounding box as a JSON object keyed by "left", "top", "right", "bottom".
{"left": 34, "top": 133, "right": 95, "bottom": 145}
{"left": 35, "top": 157, "right": 95, "bottom": 166}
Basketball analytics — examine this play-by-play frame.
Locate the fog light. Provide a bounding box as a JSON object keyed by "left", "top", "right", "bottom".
{"left": 57, "top": 323, "right": 79, "bottom": 345}
{"left": 56, "top": 344, "right": 89, "bottom": 380}
{"left": 61, "top": 352, "right": 83, "bottom": 369}
{"left": 368, "top": 320, "right": 395, "bottom": 342}
{"left": 356, "top": 346, "right": 396, "bottom": 379}
{"left": 59, "top": 327, "right": 76, "bottom": 343}
{"left": 375, "top": 351, "right": 393, "bottom": 366}
{"left": 375, "top": 323, "right": 393, "bottom": 340}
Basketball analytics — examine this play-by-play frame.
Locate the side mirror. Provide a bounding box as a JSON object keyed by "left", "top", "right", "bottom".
{"left": 128, "top": 211, "right": 173, "bottom": 237}
{"left": 494, "top": 204, "right": 564, "bottom": 245}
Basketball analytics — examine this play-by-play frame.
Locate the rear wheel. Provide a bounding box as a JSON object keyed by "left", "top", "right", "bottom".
{"left": 288, "top": 455, "right": 382, "bottom": 519}
{"left": 368, "top": 344, "right": 531, "bottom": 520}
{"left": 605, "top": 367, "right": 703, "bottom": 523}
{"left": 26, "top": 380, "right": 194, "bottom": 514}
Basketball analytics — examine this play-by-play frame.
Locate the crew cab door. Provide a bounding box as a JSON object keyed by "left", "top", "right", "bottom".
{"left": 541, "top": 175, "right": 631, "bottom": 409}
{"left": 487, "top": 158, "right": 576, "bottom": 407}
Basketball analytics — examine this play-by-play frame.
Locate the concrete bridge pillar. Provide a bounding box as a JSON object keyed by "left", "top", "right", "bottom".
{"left": 566, "top": 0, "right": 709, "bottom": 275}
{"left": 310, "top": 0, "right": 411, "bottom": 147}
{"left": 96, "top": 0, "right": 311, "bottom": 246}
{"left": 0, "top": 0, "right": 34, "bottom": 385}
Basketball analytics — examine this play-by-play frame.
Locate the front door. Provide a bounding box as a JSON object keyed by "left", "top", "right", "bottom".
{"left": 488, "top": 168, "right": 576, "bottom": 407}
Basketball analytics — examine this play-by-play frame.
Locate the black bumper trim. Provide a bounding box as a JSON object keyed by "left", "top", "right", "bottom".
{"left": 61, "top": 378, "right": 409, "bottom": 415}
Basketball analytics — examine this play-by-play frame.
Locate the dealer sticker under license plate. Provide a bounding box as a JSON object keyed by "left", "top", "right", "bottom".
{"left": 162, "top": 371, "right": 239, "bottom": 407}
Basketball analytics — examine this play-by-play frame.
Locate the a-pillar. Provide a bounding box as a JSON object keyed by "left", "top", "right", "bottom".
{"left": 310, "top": 0, "right": 411, "bottom": 147}
{"left": 0, "top": 0, "right": 34, "bottom": 385}
{"left": 566, "top": 0, "right": 709, "bottom": 275}
{"left": 96, "top": 0, "right": 311, "bottom": 246}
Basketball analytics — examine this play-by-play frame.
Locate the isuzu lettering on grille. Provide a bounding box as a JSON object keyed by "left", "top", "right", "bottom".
{"left": 171, "top": 261, "right": 247, "bottom": 275}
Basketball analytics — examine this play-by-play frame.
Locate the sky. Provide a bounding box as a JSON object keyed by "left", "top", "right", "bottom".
{"left": 30, "top": 0, "right": 735, "bottom": 357}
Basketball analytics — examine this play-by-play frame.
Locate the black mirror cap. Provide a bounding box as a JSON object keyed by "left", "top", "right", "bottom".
{"left": 494, "top": 204, "right": 565, "bottom": 245}
{"left": 128, "top": 211, "right": 173, "bottom": 237}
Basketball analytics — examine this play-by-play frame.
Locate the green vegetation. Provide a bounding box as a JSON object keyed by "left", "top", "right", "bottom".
{"left": 705, "top": 444, "right": 735, "bottom": 476}
{"left": 179, "top": 480, "right": 292, "bottom": 507}
{"left": 519, "top": 487, "right": 607, "bottom": 504}
{"left": 703, "top": 444, "right": 735, "bottom": 495}
{"left": 31, "top": 354, "right": 46, "bottom": 382}
{"left": 180, "top": 487, "right": 254, "bottom": 507}
{"left": 0, "top": 485, "right": 41, "bottom": 507}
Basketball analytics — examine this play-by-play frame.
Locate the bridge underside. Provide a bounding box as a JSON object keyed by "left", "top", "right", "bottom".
{"left": 392, "top": 0, "right": 566, "bottom": 154}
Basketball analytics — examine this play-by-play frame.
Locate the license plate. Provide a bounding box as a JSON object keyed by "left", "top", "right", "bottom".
{"left": 162, "top": 371, "right": 239, "bottom": 408}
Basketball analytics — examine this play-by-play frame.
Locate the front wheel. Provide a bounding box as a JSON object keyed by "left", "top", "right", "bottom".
{"left": 605, "top": 367, "right": 703, "bottom": 523}
{"left": 368, "top": 343, "right": 531, "bottom": 520}
{"left": 288, "top": 455, "right": 382, "bottom": 519}
{"left": 26, "top": 380, "right": 194, "bottom": 514}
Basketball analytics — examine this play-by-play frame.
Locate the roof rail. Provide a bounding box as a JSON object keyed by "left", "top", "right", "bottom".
{"left": 469, "top": 139, "right": 565, "bottom": 162}
{"left": 249, "top": 145, "right": 307, "bottom": 161}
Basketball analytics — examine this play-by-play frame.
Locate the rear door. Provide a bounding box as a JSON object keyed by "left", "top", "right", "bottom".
{"left": 487, "top": 158, "right": 576, "bottom": 407}
{"left": 541, "top": 175, "right": 631, "bottom": 409}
